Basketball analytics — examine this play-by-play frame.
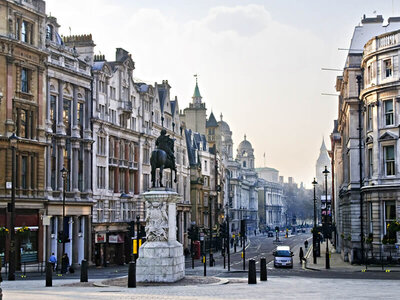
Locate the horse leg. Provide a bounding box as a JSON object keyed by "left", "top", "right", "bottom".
{"left": 174, "top": 168, "right": 177, "bottom": 183}
{"left": 151, "top": 166, "right": 155, "bottom": 188}
{"left": 159, "top": 166, "right": 164, "bottom": 187}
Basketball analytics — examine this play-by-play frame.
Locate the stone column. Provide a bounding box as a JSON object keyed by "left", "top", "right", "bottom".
{"left": 72, "top": 84, "right": 79, "bottom": 138}
{"left": 168, "top": 202, "right": 177, "bottom": 242}
{"left": 72, "top": 216, "right": 79, "bottom": 268}
{"left": 85, "top": 215, "right": 92, "bottom": 264}
{"left": 58, "top": 143, "right": 64, "bottom": 191}
{"left": 46, "top": 144, "right": 52, "bottom": 192}
{"left": 72, "top": 143, "right": 79, "bottom": 193}
{"left": 57, "top": 80, "right": 65, "bottom": 134}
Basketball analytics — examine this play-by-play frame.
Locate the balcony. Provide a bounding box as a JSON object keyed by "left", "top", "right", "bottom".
{"left": 129, "top": 161, "right": 138, "bottom": 169}
{"left": 119, "top": 101, "right": 132, "bottom": 113}
{"left": 109, "top": 158, "right": 118, "bottom": 166}
{"left": 119, "top": 159, "right": 128, "bottom": 168}
{"left": 364, "top": 30, "right": 400, "bottom": 56}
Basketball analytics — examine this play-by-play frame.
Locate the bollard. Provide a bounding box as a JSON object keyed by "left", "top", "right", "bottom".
{"left": 128, "top": 262, "right": 136, "bottom": 288}
{"left": 260, "top": 257, "right": 267, "bottom": 281}
{"left": 80, "top": 259, "right": 88, "bottom": 282}
{"left": 248, "top": 259, "right": 256, "bottom": 284}
{"left": 45, "top": 262, "right": 52, "bottom": 287}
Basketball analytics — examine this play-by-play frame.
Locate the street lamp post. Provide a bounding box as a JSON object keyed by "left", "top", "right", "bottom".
{"left": 209, "top": 196, "right": 213, "bottom": 267}
{"left": 136, "top": 214, "right": 140, "bottom": 261}
{"left": 323, "top": 166, "right": 330, "bottom": 269}
{"left": 8, "top": 133, "right": 19, "bottom": 281}
{"left": 60, "top": 167, "right": 68, "bottom": 258}
{"left": 312, "top": 178, "right": 318, "bottom": 264}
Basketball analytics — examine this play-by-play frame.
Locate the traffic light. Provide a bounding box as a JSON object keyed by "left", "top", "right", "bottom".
{"left": 188, "top": 224, "right": 199, "bottom": 241}
{"left": 128, "top": 221, "right": 135, "bottom": 237}
{"left": 220, "top": 222, "right": 227, "bottom": 238}
{"left": 57, "top": 231, "right": 64, "bottom": 244}
{"left": 57, "top": 231, "right": 70, "bottom": 243}
{"left": 240, "top": 219, "right": 246, "bottom": 236}
{"left": 275, "top": 226, "right": 280, "bottom": 233}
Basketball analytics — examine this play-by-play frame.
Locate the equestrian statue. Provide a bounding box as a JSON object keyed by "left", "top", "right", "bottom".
{"left": 150, "top": 129, "right": 177, "bottom": 188}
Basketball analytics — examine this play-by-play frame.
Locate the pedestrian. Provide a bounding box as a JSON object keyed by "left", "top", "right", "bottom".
{"left": 299, "top": 247, "right": 304, "bottom": 263}
{"left": 61, "top": 253, "right": 69, "bottom": 274}
{"left": 230, "top": 237, "right": 234, "bottom": 248}
{"left": 304, "top": 240, "right": 309, "bottom": 249}
{"left": 49, "top": 252, "right": 57, "bottom": 271}
{"left": 0, "top": 254, "right": 3, "bottom": 283}
{"left": 254, "top": 229, "right": 257, "bottom": 236}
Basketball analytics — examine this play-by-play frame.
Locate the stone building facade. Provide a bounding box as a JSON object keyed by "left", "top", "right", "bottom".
{"left": 0, "top": 0, "right": 48, "bottom": 266}
{"left": 332, "top": 15, "right": 400, "bottom": 262}
{"left": 44, "top": 19, "right": 93, "bottom": 267}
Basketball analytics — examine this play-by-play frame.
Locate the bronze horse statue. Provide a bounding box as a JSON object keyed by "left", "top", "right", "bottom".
{"left": 150, "top": 130, "right": 177, "bottom": 188}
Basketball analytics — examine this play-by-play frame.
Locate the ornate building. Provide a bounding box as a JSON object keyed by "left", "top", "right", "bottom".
{"left": 0, "top": 0, "right": 48, "bottom": 267}
{"left": 332, "top": 15, "right": 400, "bottom": 263}
{"left": 45, "top": 19, "right": 93, "bottom": 267}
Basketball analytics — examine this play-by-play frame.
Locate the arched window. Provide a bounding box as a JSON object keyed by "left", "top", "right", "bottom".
{"left": 46, "top": 24, "right": 53, "bottom": 40}
{"left": 243, "top": 161, "right": 247, "bottom": 168}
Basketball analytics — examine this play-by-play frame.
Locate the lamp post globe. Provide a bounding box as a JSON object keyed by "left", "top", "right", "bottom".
{"left": 322, "top": 166, "right": 330, "bottom": 269}
{"left": 312, "top": 178, "right": 318, "bottom": 264}
{"left": 60, "top": 167, "right": 68, "bottom": 259}
{"left": 8, "top": 133, "right": 19, "bottom": 281}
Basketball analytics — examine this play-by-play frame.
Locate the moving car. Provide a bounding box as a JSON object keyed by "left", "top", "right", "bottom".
{"left": 267, "top": 231, "right": 274, "bottom": 237}
{"left": 273, "top": 246, "right": 293, "bottom": 268}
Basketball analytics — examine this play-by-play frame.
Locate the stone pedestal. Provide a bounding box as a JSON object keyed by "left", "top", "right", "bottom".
{"left": 136, "top": 189, "right": 185, "bottom": 282}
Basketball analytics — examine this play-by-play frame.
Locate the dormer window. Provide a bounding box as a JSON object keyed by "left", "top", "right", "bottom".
{"left": 46, "top": 24, "right": 53, "bottom": 41}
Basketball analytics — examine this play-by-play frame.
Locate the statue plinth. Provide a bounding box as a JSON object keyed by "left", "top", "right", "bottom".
{"left": 136, "top": 188, "right": 185, "bottom": 282}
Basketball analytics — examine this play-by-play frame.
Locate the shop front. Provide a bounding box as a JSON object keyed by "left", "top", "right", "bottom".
{"left": 94, "top": 229, "right": 129, "bottom": 266}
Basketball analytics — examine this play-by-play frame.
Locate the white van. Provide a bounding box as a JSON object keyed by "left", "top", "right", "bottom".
{"left": 273, "top": 246, "right": 293, "bottom": 268}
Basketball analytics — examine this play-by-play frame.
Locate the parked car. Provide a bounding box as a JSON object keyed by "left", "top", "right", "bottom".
{"left": 273, "top": 246, "right": 293, "bottom": 268}
{"left": 267, "top": 231, "right": 274, "bottom": 237}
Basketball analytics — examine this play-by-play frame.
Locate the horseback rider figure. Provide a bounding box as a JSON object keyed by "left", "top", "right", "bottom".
{"left": 151, "top": 129, "right": 177, "bottom": 188}
{"left": 155, "top": 129, "right": 175, "bottom": 167}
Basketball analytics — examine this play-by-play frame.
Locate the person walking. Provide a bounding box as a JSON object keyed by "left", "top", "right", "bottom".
{"left": 299, "top": 247, "right": 304, "bottom": 263}
{"left": 61, "top": 253, "right": 69, "bottom": 274}
{"left": 49, "top": 252, "right": 57, "bottom": 271}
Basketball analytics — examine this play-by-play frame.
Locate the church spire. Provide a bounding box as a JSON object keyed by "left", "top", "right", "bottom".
{"left": 192, "top": 74, "right": 202, "bottom": 106}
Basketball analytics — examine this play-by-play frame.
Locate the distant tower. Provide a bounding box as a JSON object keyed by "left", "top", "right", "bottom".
{"left": 316, "top": 138, "right": 331, "bottom": 185}
{"left": 180, "top": 76, "right": 207, "bottom": 135}
{"left": 236, "top": 134, "right": 255, "bottom": 170}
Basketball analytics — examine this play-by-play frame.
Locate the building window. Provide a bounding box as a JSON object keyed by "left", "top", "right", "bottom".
{"left": 367, "top": 105, "right": 373, "bottom": 130}
{"left": 131, "top": 117, "right": 137, "bottom": 131}
{"left": 384, "top": 100, "right": 394, "bottom": 126}
{"left": 109, "top": 138, "right": 114, "bottom": 158}
{"left": 368, "top": 148, "right": 373, "bottom": 178}
{"left": 63, "top": 100, "right": 71, "bottom": 135}
{"left": 384, "top": 145, "right": 395, "bottom": 176}
{"left": 369, "top": 203, "right": 373, "bottom": 233}
{"left": 384, "top": 59, "right": 392, "bottom": 78}
{"left": 96, "top": 200, "right": 104, "bottom": 222}
{"left": 204, "top": 160, "right": 208, "bottom": 171}
{"left": 384, "top": 201, "right": 396, "bottom": 241}
{"left": 119, "top": 169, "right": 126, "bottom": 192}
{"left": 129, "top": 171, "right": 134, "bottom": 192}
{"left": 97, "top": 166, "right": 106, "bottom": 189}
{"left": 109, "top": 168, "right": 114, "bottom": 191}
{"left": 110, "top": 86, "right": 116, "bottom": 99}
{"left": 21, "top": 156, "right": 28, "bottom": 190}
{"left": 143, "top": 174, "right": 150, "bottom": 191}
{"left": 109, "top": 200, "right": 116, "bottom": 221}
{"left": 143, "top": 147, "right": 150, "bottom": 164}
{"left": 21, "top": 21, "right": 27, "bottom": 43}
{"left": 243, "top": 161, "right": 247, "bottom": 168}
{"left": 97, "top": 136, "right": 106, "bottom": 155}
{"left": 46, "top": 24, "right": 53, "bottom": 40}
{"left": 21, "top": 68, "right": 29, "bottom": 93}
{"left": 50, "top": 95, "right": 56, "bottom": 133}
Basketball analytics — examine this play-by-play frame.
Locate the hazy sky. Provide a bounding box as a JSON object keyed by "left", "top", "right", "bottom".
{"left": 46, "top": 0, "right": 399, "bottom": 187}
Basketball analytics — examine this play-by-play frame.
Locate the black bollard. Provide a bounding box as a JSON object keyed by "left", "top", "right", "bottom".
{"left": 203, "top": 255, "right": 207, "bottom": 276}
{"left": 260, "top": 257, "right": 267, "bottom": 281}
{"left": 80, "top": 259, "right": 88, "bottom": 282}
{"left": 248, "top": 259, "right": 256, "bottom": 284}
{"left": 128, "top": 262, "right": 136, "bottom": 288}
{"left": 45, "top": 262, "right": 52, "bottom": 287}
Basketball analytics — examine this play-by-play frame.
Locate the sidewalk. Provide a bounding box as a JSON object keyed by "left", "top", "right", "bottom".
{"left": 304, "top": 240, "right": 400, "bottom": 272}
